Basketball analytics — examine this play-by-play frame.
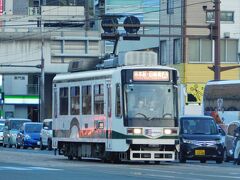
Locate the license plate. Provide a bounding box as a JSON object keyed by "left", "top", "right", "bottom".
{"left": 195, "top": 150, "right": 205, "bottom": 155}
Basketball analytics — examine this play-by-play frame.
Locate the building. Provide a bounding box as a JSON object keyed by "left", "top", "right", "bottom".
{"left": 0, "top": 0, "right": 103, "bottom": 121}
{"left": 180, "top": 0, "right": 240, "bottom": 112}
{"left": 105, "top": 0, "right": 240, "bottom": 114}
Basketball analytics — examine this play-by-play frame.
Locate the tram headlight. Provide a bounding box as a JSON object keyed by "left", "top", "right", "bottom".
{"left": 164, "top": 129, "right": 172, "bottom": 135}
{"left": 133, "top": 128, "right": 142, "bottom": 135}
{"left": 128, "top": 128, "right": 142, "bottom": 135}
{"left": 163, "top": 128, "right": 178, "bottom": 135}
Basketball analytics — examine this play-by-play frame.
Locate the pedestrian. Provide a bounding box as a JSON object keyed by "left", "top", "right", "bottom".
{"left": 233, "top": 126, "right": 240, "bottom": 165}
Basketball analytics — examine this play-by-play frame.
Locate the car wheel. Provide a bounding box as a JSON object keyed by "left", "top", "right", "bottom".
{"left": 16, "top": 143, "right": 20, "bottom": 149}
{"left": 216, "top": 159, "right": 223, "bottom": 164}
{"left": 40, "top": 139, "right": 45, "bottom": 150}
{"left": 2, "top": 139, "right": 6, "bottom": 148}
{"left": 47, "top": 139, "right": 52, "bottom": 151}
{"left": 179, "top": 152, "right": 186, "bottom": 163}
{"left": 200, "top": 159, "right": 206, "bottom": 163}
{"left": 68, "top": 156, "right": 73, "bottom": 160}
{"left": 224, "top": 149, "right": 230, "bottom": 162}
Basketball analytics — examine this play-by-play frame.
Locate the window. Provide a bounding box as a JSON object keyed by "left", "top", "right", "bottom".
{"left": 94, "top": 84, "right": 104, "bottom": 115}
{"left": 54, "top": 88, "right": 57, "bottom": 118}
{"left": 189, "top": 39, "right": 212, "bottom": 62}
{"left": 107, "top": 84, "right": 112, "bottom": 118}
{"left": 60, "top": 87, "right": 68, "bottom": 115}
{"left": 220, "top": 39, "right": 238, "bottom": 62}
{"left": 167, "top": 0, "right": 174, "bottom": 14}
{"left": 70, "top": 86, "right": 80, "bottom": 115}
{"left": 160, "top": 40, "right": 167, "bottom": 65}
{"left": 45, "top": 0, "right": 85, "bottom": 6}
{"left": 173, "top": 39, "right": 181, "bottom": 64}
{"left": 115, "top": 83, "right": 122, "bottom": 117}
{"left": 82, "top": 85, "right": 92, "bottom": 115}
{"left": 206, "top": 11, "right": 234, "bottom": 22}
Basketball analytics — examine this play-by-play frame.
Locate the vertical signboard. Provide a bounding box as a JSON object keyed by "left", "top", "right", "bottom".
{"left": 0, "top": 0, "right": 2, "bottom": 15}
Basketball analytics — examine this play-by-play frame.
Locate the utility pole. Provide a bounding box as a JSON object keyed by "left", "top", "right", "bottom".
{"left": 214, "top": 0, "right": 221, "bottom": 80}
{"left": 40, "top": 8, "right": 45, "bottom": 122}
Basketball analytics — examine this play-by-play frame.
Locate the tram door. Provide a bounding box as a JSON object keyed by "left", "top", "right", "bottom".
{"left": 106, "top": 80, "right": 112, "bottom": 150}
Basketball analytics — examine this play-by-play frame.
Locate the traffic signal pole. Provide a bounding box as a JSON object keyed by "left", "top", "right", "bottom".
{"left": 214, "top": 0, "right": 221, "bottom": 80}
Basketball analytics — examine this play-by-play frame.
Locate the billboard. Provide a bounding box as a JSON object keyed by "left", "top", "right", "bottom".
{"left": 0, "top": 0, "right": 2, "bottom": 15}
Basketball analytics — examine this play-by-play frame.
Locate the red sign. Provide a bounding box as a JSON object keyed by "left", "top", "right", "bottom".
{"left": 0, "top": 0, "right": 3, "bottom": 15}
{"left": 133, "top": 71, "right": 169, "bottom": 81}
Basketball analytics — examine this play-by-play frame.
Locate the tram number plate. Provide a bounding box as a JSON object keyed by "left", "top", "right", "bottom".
{"left": 195, "top": 150, "right": 205, "bottom": 155}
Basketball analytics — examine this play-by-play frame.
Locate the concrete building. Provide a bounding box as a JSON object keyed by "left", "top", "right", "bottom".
{"left": 105, "top": 0, "right": 240, "bottom": 114}
{"left": 159, "top": 0, "right": 240, "bottom": 114}
{"left": 0, "top": 0, "right": 103, "bottom": 121}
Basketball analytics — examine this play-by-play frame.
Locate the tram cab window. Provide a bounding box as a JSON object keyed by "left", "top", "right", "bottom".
{"left": 82, "top": 85, "right": 92, "bottom": 115}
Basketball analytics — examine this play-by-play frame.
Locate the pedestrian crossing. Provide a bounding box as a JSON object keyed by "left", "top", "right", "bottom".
{"left": 0, "top": 166, "right": 62, "bottom": 171}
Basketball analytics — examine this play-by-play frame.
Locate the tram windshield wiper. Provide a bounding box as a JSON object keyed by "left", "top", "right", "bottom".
{"left": 135, "top": 113, "right": 153, "bottom": 121}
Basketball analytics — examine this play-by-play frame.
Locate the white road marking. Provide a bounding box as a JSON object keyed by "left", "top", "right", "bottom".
{"left": 130, "top": 167, "right": 240, "bottom": 179}
{"left": 0, "top": 166, "right": 62, "bottom": 171}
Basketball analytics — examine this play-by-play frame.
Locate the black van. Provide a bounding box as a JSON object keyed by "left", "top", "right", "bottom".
{"left": 179, "top": 115, "right": 224, "bottom": 164}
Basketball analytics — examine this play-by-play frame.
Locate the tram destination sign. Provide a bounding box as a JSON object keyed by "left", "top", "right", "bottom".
{"left": 133, "top": 70, "right": 169, "bottom": 81}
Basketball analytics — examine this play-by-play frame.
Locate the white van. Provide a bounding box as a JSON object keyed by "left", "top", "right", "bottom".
{"left": 40, "top": 119, "right": 52, "bottom": 150}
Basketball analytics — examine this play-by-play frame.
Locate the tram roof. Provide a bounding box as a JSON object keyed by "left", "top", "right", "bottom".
{"left": 206, "top": 80, "right": 240, "bottom": 86}
{"left": 53, "top": 65, "right": 176, "bottom": 82}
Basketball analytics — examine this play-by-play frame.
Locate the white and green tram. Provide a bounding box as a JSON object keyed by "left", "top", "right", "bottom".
{"left": 52, "top": 51, "right": 179, "bottom": 162}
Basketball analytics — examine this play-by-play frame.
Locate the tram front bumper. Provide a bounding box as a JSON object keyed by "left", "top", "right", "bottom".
{"left": 126, "top": 138, "right": 178, "bottom": 161}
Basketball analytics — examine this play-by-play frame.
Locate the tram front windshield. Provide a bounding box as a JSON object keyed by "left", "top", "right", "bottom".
{"left": 124, "top": 84, "right": 176, "bottom": 127}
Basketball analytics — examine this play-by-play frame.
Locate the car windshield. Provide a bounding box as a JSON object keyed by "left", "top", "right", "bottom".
{"left": 10, "top": 120, "right": 30, "bottom": 130}
{"left": 0, "top": 123, "right": 4, "bottom": 131}
{"left": 25, "top": 124, "right": 42, "bottom": 133}
{"left": 181, "top": 118, "right": 218, "bottom": 135}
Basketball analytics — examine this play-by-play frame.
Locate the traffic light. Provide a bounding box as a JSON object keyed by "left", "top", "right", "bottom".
{"left": 101, "top": 16, "right": 119, "bottom": 40}
{"left": 123, "top": 16, "right": 141, "bottom": 40}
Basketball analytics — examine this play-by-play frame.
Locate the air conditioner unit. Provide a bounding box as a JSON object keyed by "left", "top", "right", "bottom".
{"left": 224, "top": 32, "right": 230, "bottom": 38}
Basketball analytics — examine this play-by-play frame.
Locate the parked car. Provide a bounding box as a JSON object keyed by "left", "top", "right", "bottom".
{"left": 224, "top": 121, "right": 240, "bottom": 162}
{"left": 40, "top": 119, "right": 53, "bottom": 150}
{"left": 3, "top": 118, "right": 31, "bottom": 148}
{"left": 16, "top": 122, "right": 43, "bottom": 149}
{"left": 179, "top": 115, "right": 224, "bottom": 164}
{"left": 0, "top": 119, "right": 6, "bottom": 145}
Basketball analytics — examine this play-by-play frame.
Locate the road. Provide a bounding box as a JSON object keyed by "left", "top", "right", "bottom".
{"left": 0, "top": 147, "right": 240, "bottom": 180}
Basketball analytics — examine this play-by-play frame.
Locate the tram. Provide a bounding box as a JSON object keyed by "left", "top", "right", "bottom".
{"left": 52, "top": 51, "right": 179, "bottom": 162}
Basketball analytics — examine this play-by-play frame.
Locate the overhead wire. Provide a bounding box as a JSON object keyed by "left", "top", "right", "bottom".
{"left": 0, "top": 0, "right": 213, "bottom": 64}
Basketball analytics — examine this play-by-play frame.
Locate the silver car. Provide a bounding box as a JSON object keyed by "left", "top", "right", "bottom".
{"left": 40, "top": 119, "right": 53, "bottom": 150}
{"left": 3, "top": 118, "right": 31, "bottom": 148}
{"left": 224, "top": 121, "right": 240, "bottom": 162}
{"left": 0, "top": 119, "right": 6, "bottom": 144}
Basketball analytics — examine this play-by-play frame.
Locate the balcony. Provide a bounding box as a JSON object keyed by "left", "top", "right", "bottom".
{"left": 27, "top": 84, "right": 39, "bottom": 95}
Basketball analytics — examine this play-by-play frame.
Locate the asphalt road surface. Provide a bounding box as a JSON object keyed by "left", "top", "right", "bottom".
{"left": 0, "top": 147, "right": 240, "bottom": 180}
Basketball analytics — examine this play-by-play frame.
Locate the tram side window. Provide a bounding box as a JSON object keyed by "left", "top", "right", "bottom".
{"left": 60, "top": 87, "right": 69, "bottom": 115}
{"left": 94, "top": 84, "right": 104, "bottom": 114}
{"left": 82, "top": 85, "right": 92, "bottom": 115}
{"left": 116, "top": 83, "right": 122, "bottom": 117}
{"left": 70, "top": 86, "right": 80, "bottom": 115}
